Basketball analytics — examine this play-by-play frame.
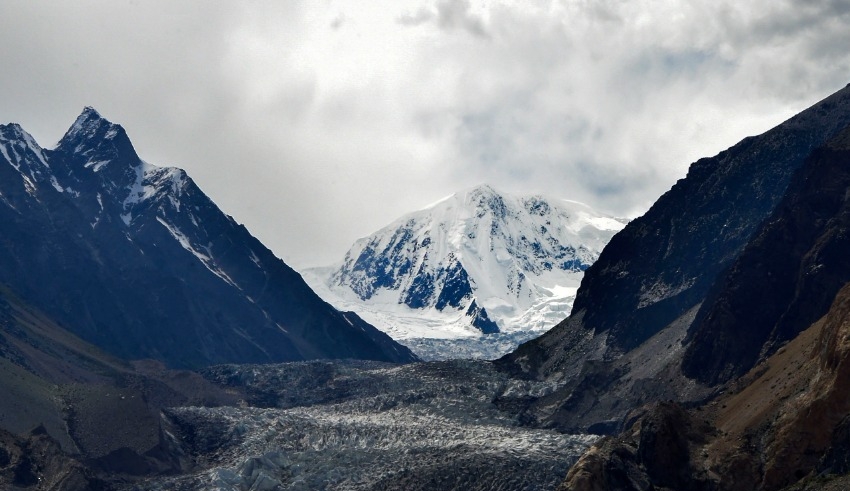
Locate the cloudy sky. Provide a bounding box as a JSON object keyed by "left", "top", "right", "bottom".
{"left": 1, "top": 1, "right": 849, "bottom": 268}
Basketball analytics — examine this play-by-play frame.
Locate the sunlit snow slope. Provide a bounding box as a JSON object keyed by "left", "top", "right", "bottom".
{"left": 305, "top": 184, "right": 626, "bottom": 360}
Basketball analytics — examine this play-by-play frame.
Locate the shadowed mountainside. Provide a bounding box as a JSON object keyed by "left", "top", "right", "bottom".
{"left": 556, "top": 89, "right": 850, "bottom": 490}
{"left": 0, "top": 108, "right": 416, "bottom": 368}
{"left": 0, "top": 285, "right": 244, "bottom": 490}
{"left": 562, "top": 281, "right": 850, "bottom": 491}
{"left": 495, "top": 83, "right": 850, "bottom": 437}
{"left": 504, "top": 83, "right": 850, "bottom": 380}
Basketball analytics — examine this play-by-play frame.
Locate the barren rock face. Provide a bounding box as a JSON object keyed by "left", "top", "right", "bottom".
{"left": 562, "top": 282, "right": 850, "bottom": 491}
{"left": 683, "top": 124, "right": 850, "bottom": 385}
{"left": 760, "top": 283, "right": 850, "bottom": 489}
{"left": 506, "top": 84, "right": 850, "bottom": 382}
{"left": 707, "top": 282, "right": 850, "bottom": 491}
{"left": 498, "top": 86, "right": 850, "bottom": 447}
{"left": 0, "top": 425, "right": 100, "bottom": 491}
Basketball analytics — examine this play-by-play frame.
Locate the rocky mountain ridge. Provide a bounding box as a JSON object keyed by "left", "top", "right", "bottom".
{"left": 499, "top": 83, "right": 850, "bottom": 434}
{"left": 563, "top": 280, "right": 850, "bottom": 491}
{"left": 552, "top": 87, "right": 850, "bottom": 490}
{"left": 0, "top": 108, "right": 417, "bottom": 368}
{"left": 682, "top": 123, "right": 850, "bottom": 385}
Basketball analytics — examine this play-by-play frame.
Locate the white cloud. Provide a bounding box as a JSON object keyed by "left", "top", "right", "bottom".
{"left": 0, "top": 0, "right": 848, "bottom": 267}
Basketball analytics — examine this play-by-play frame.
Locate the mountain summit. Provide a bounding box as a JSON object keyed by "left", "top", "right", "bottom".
{"left": 306, "top": 184, "right": 625, "bottom": 359}
{"left": 0, "top": 108, "right": 417, "bottom": 367}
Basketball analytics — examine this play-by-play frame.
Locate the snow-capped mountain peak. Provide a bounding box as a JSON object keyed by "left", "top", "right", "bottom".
{"left": 19, "top": 108, "right": 197, "bottom": 229}
{"left": 57, "top": 106, "right": 130, "bottom": 158}
{"left": 61, "top": 106, "right": 117, "bottom": 140}
{"left": 306, "top": 184, "right": 626, "bottom": 359}
{"left": 52, "top": 107, "right": 146, "bottom": 200}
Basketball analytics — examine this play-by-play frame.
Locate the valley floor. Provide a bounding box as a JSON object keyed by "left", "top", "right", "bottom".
{"left": 128, "top": 360, "right": 594, "bottom": 491}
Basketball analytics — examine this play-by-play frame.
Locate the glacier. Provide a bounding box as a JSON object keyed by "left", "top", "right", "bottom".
{"left": 136, "top": 360, "right": 595, "bottom": 490}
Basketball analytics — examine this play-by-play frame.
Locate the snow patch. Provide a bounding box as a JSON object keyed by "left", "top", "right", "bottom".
{"left": 84, "top": 160, "right": 109, "bottom": 172}
{"left": 121, "top": 162, "right": 188, "bottom": 224}
{"left": 156, "top": 217, "right": 239, "bottom": 288}
{"left": 0, "top": 142, "right": 11, "bottom": 166}
{"left": 249, "top": 249, "right": 262, "bottom": 268}
{"left": 49, "top": 176, "right": 64, "bottom": 192}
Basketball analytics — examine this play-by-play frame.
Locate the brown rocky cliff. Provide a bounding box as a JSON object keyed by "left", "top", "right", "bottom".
{"left": 759, "top": 281, "right": 850, "bottom": 489}
{"left": 560, "top": 401, "right": 715, "bottom": 491}
{"left": 561, "top": 282, "right": 850, "bottom": 491}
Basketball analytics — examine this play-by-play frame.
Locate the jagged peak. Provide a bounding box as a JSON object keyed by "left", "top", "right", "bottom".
{"left": 0, "top": 122, "right": 27, "bottom": 139}
{"left": 57, "top": 107, "right": 128, "bottom": 151}
{"left": 66, "top": 107, "right": 108, "bottom": 136}
{"left": 80, "top": 105, "right": 101, "bottom": 119}
{"left": 0, "top": 123, "right": 51, "bottom": 174}
{"left": 0, "top": 123, "right": 47, "bottom": 152}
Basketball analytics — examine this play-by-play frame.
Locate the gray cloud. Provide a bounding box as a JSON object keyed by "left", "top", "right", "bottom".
{"left": 435, "top": 0, "right": 490, "bottom": 38}
{"left": 397, "top": 8, "right": 435, "bottom": 27}
{"left": 0, "top": 1, "right": 849, "bottom": 268}
{"left": 399, "top": 0, "right": 489, "bottom": 38}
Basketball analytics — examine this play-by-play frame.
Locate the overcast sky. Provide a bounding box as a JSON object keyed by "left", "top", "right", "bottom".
{"left": 2, "top": 1, "right": 849, "bottom": 268}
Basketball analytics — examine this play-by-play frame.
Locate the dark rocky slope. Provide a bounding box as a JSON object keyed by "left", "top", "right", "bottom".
{"left": 0, "top": 286, "right": 243, "bottom": 490}
{"left": 557, "top": 99, "right": 850, "bottom": 489}
{"left": 683, "top": 124, "right": 850, "bottom": 385}
{"left": 561, "top": 281, "right": 850, "bottom": 491}
{"left": 0, "top": 109, "right": 416, "bottom": 368}
{"left": 496, "top": 83, "right": 850, "bottom": 436}
{"left": 504, "top": 83, "right": 850, "bottom": 379}
{"left": 0, "top": 424, "right": 102, "bottom": 491}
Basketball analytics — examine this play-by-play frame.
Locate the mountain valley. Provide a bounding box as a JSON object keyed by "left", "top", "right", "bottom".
{"left": 4, "top": 82, "right": 850, "bottom": 491}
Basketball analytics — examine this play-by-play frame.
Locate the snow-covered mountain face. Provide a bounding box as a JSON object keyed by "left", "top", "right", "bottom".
{"left": 0, "top": 108, "right": 417, "bottom": 367}
{"left": 306, "top": 185, "right": 625, "bottom": 359}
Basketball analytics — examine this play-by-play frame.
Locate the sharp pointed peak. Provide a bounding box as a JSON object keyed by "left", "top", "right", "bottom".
{"left": 77, "top": 105, "right": 115, "bottom": 124}
{"left": 68, "top": 106, "right": 110, "bottom": 131}
{"left": 0, "top": 121, "right": 30, "bottom": 140}
{"left": 80, "top": 106, "right": 102, "bottom": 118}
{"left": 57, "top": 106, "right": 128, "bottom": 150}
